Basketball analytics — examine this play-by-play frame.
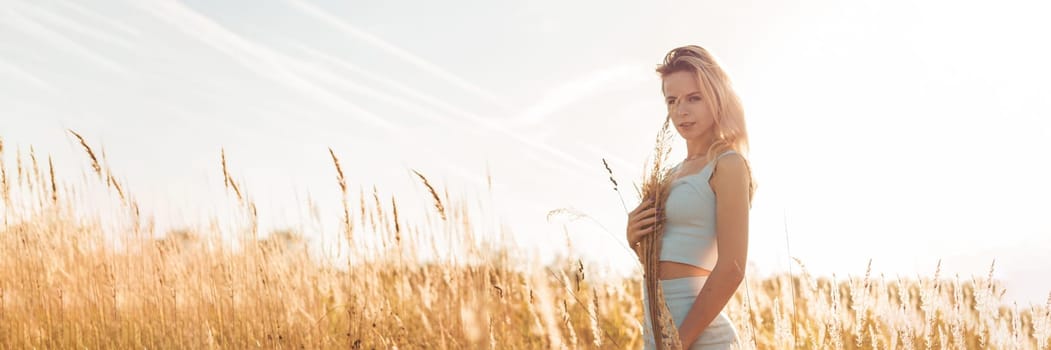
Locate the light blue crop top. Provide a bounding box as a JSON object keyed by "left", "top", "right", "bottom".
{"left": 659, "top": 150, "right": 737, "bottom": 270}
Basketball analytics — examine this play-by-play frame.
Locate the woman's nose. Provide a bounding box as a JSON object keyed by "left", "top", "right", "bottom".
{"left": 671, "top": 100, "right": 686, "bottom": 115}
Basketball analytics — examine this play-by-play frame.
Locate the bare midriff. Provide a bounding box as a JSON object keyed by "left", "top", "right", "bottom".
{"left": 659, "top": 261, "right": 712, "bottom": 280}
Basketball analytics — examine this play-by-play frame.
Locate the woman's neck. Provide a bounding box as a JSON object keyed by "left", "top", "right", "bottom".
{"left": 684, "top": 132, "right": 717, "bottom": 161}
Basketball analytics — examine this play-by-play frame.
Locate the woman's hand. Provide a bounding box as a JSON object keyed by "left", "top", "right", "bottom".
{"left": 626, "top": 196, "right": 663, "bottom": 247}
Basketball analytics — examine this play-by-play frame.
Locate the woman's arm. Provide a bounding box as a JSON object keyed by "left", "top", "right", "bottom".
{"left": 677, "top": 153, "right": 751, "bottom": 346}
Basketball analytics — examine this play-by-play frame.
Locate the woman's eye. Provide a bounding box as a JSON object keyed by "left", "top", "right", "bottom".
{"left": 689, "top": 96, "right": 701, "bottom": 102}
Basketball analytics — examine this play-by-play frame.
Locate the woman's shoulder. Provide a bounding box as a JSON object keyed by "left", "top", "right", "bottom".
{"left": 710, "top": 150, "right": 751, "bottom": 184}
{"left": 715, "top": 149, "right": 744, "bottom": 159}
{"left": 710, "top": 149, "right": 755, "bottom": 203}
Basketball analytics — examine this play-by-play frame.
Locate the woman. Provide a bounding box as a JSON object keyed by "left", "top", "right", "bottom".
{"left": 626, "top": 45, "right": 755, "bottom": 349}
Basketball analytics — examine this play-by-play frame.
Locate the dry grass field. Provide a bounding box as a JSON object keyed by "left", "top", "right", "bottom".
{"left": 1, "top": 134, "right": 1048, "bottom": 349}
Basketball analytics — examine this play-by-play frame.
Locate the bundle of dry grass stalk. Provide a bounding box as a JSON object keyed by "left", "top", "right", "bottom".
{"left": 634, "top": 116, "right": 683, "bottom": 350}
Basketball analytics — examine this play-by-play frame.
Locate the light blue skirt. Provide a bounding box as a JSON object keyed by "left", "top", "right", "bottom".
{"left": 643, "top": 276, "right": 738, "bottom": 349}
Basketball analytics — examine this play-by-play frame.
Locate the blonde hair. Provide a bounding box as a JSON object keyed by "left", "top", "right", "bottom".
{"left": 657, "top": 45, "right": 756, "bottom": 201}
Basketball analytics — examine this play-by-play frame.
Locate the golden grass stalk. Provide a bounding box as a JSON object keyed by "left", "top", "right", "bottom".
{"left": 48, "top": 155, "right": 57, "bottom": 206}
{"left": 68, "top": 131, "right": 127, "bottom": 204}
{"left": 390, "top": 195, "right": 401, "bottom": 242}
{"left": 1038, "top": 293, "right": 1051, "bottom": 349}
{"left": 68, "top": 130, "right": 102, "bottom": 179}
{"left": 562, "top": 299, "right": 578, "bottom": 346}
{"left": 601, "top": 158, "right": 628, "bottom": 214}
{"left": 107, "top": 175, "right": 126, "bottom": 204}
{"left": 29, "top": 146, "right": 40, "bottom": 193}
{"left": 220, "top": 148, "right": 243, "bottom": 204}
{"left": 371, "top": 185, "right": 382, "bottom": 235}
{"left": 411, "top": 169, "right": 446, "bottom": 221}
{"left": 636, "top": 115, "right": 681, "bottom": 350}
{"left": 16, "top": 145, "right": 24, "bottom": 187}
{"left": 248, "top": 201, "right": 258, "bottom": 240}
{"left": 357, "top": 186, "right": 366, "bottom": 228}
{"left": 1, "top": 138, "right": 9, "bottom": 209}
{"left": 589, "top": 288, "right": 603, "bottom": 348}
{"left": 220, "top": 148, "right": 257, "bottom": 242}
{"left": 327, "top": 148, "right": 352, "bottom": 244}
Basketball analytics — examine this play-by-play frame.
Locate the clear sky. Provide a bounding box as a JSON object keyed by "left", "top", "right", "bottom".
{"left": 2, "top": 0, "right": 1049, "bottom": 304}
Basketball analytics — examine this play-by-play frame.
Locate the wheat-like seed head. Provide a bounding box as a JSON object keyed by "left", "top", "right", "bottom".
{"left": 48, "top": 155, "right": 57, "bottom": 205}
{"left": 390, "top": 195, "right": 401, "bottom": 241}
{"left": 0, "top": 138, "right": 9, "bottom": 207}
{"left": 15, "top": 145, "right": 24, "bottom": 187}
{"left": 220, "top": 148, "right": 242, "bottom": 203}
{"left": 411, "top": 169, "right": 446, "bottom": 221}
{"left": 68, "top": 130, "right": 102, "bottom": 179}
{"left": 29, "top": 145, "right": 40, "bottom": 190}
{"left": 327, "top": 148, "right": 353, "bottom": 246}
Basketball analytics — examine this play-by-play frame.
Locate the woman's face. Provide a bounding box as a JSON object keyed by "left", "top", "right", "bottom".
{"left": 662, "top": 70, "right": 715, "bottom": 140}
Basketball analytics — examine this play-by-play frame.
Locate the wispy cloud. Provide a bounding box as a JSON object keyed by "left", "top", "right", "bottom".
{"left": 294, "top": 44, "right": 495, "bottom": 125}
{"left": 294, "top": 45, "right": 600, "bottom": 181}
{"left": 504, "top": 64, "right": 652, "bottom": 129}
{"left": 124, "top": 1, "right": 597, "bottom": 196}
{"left": 0, "top": 58, "right": 52, "bottom": 91}
{"left": 3, "top": 3, "right": 128, "bottom": 76}
{"left": 286, "top": 45, "right": 456, "bottom": 125}
{"left": 57, "top": 2, "right": 142, "bottom": 39}
{"left": 286, "top": 0, "right": 513, "bottom": 110}
{"left": 127, "top": 0, "right": 399, "bottom": 132}
{"left": 281, "top": 5, "right": 602, "bottom": 177}
{"left": 15, "top": 2, "right": 137, "bottom": 50}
